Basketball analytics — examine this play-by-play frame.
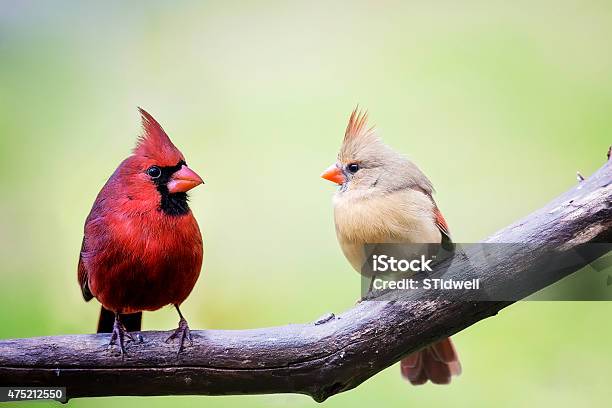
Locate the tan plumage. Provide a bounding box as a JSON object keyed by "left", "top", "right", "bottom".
{"left": 323, "top": 107, "right": 461, "bottom": 385}
{"left": 334, "top": 188, "right": 441, "bottom": 272}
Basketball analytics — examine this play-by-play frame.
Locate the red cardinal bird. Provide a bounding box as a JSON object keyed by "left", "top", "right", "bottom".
{"left": 322, "top": 108, "right": 461, "bottom": 385}
{"left": 78, "top": 108, "right": 204, "bottom": 355}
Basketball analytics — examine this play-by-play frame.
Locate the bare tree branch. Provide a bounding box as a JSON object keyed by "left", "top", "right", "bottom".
{"left": 0, "top": 151, "right": 610, "bottom": 402}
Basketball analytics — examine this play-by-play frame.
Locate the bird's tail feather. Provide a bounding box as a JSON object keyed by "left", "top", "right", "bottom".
{"left": 97, "top": 306, "right": 142, "bottom": 333}
{"left": 400, "top": 337, "right": 461, "bottom": 385}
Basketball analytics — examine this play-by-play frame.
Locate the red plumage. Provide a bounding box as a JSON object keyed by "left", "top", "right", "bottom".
{"left": 400, "top": 338, "right": 462, "bottom": 385}
{"left": 78, "top": 108, "right": 204, "bottom": 354}
{"left": 433, "top": 206, "right": 450, "bottom": 239}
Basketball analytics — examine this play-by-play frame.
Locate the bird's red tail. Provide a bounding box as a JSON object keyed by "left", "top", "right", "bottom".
{"left": 400, "top": 337, "right": 461, "bottom": 385}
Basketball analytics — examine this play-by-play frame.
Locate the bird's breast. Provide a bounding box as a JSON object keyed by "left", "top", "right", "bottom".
{"left": 85, "top": 210, "right": 203, "bottom": 313}
{"left": 332, "top": 188, "right": 441, "bottom": 274}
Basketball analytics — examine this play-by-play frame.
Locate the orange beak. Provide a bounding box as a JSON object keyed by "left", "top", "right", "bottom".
{"left": 167, "top": 165, "right": 204, "bottom": 193}
{"left": 321, "top": 163, "right": 345, "bottom": 185}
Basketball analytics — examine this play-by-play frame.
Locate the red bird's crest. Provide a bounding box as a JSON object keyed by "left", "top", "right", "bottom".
{"left": 133, "top": 108, "right": 185, "bottom": 166}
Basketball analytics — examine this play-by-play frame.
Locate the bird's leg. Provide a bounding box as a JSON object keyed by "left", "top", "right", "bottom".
{"left": 368, "top": 276, "right": 375, "bottom": 293}
{"left": 165, "top": 304, "right": 193, "bottom": 353}
{"left": 107, "top": 313, "right": 134, "bottom": 357}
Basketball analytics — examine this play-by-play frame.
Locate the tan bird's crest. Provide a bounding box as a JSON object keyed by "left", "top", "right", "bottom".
{"left": 344, "top": 106, "right": 376, "bottom": 142}
{"left": 339, "top": 106, "right": 381, "bottom": 163}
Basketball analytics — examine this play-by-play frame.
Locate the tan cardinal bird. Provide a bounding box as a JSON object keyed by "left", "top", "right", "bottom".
{"left": 321, "top": 108, "right": 461, "bottom": 385}
{"left": 78, "top": 108, "right": 204, "bottom": 355}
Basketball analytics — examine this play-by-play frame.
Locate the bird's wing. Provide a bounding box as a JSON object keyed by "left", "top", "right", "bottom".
{"left": 78, "top": 237, "right": 94, "bottom": 301}
{"left": 433, "top": 206, "right": 450, "bottom": 239}
{"left": 432, "top": 204, "right": 454, "bottom": 251}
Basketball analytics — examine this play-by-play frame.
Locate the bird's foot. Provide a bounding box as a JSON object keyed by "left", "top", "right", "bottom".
{"left": 108, "top": 319, "right": 134, "bottom": 358}
{"left": 165, "top": 317, "right": 193, "bottom": 353}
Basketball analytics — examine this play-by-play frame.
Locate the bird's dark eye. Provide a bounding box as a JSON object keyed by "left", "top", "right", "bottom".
{"left": 347, "top": 163, "right": 360, "bottom": 173}
{"left": 147, "top": 166, "right": 162, "bottom": 179}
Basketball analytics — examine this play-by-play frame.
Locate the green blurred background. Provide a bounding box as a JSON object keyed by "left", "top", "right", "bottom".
{"left": 1, "top": 1, "right": 611, "bottom": 407}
